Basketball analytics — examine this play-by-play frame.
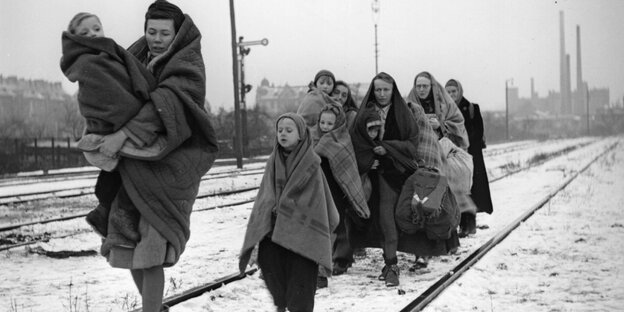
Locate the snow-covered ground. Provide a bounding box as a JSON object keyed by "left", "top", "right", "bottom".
{"left": 1, "top": 137, "right": 622, "bottom": 312}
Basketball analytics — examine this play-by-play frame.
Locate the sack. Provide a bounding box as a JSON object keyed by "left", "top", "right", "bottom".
{"left": 395, "top": 168, "right": 460, "bottom": 239}
{"left": 439, "top": 137, "right": 473, "bottom": 195}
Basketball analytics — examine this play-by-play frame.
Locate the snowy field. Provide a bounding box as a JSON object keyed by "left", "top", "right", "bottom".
{"left": 1, "top": 137, "right": 622, "bottom": 312}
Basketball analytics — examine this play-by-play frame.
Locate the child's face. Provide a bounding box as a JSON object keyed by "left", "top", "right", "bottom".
{"left": 277, "top": 118, "right": 301, "bottom": 151}
{"left": 319, "top": 112, "right": 336, "bottom": 133}
{"left": 367, "top": 126, "right": 380, "bottom": 140}
{"left": 75, "top": 16, "right": 104, "bottom": 38}
{"left": 316, "top": 75, "right": 334, "bottom": 95}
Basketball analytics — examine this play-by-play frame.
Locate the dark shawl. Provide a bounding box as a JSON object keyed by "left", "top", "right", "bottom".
{"left": 240, "top": 113, "right": 339, "bottom": 272}
{"left": 60, "top": 33, "right": 157, "bottom": 135}
{"left": 352, "top": 72, "right": 441, "bottom": 184}
{"left": 407, "top": 72, "right": 469, "bottom": 150}
{"left": 109, "top": 15, "right": 218, "bottom": 264}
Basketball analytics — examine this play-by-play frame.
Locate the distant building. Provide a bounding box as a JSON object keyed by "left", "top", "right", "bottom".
{"left": 0, "top": 75, "right": 77, "bottom": 137}
{"left": 507, "top": 80, "right": 609, "bottom": 118}
{"left": 254, "top": 78, "right": 369, "bottom": 116}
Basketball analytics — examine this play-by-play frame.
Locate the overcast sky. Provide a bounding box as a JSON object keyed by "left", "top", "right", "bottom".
{"left": 1, "top": 0, "right": 623, "bottom": 112}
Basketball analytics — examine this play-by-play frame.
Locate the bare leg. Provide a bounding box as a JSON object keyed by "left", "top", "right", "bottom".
{"left": 141, "top": 265, "right": 165, "bottom": 312}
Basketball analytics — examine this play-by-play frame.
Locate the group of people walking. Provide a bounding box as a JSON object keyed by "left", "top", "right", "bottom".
{"left": 63, "top": 1, "right": 493, "bottom": 311}
{"left": 240, "top": 69, "right": 494, "bottom": 311}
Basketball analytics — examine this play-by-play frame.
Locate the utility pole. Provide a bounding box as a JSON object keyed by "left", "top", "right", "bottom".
{"left": 371, "top": 0, "right": 380, "bottom": 75}
{"left": 505, "top": 80, "right": 509, "bottom": 141}
{"left": 229, "top": 0, "right": 243, "bottom": 168}
{"left": 238, "top": 37, "right": 268, "bottom": 157}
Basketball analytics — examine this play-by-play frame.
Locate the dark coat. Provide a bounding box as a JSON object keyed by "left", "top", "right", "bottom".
{"left": 458, "top": 98, "right": 493, "bottom": 214}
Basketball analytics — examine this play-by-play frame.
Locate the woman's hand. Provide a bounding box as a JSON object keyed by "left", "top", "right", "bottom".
{"left": 373, "top": 146, "right": 387, "bottom": 156}
{"left": 428, "top": 117, "right": 441, "bottom": 129}
{"left": 99, "top": 130, "right": 128, "bottom": 158}
{"left": 371, "top": 159, "right": 380, "bottom": 169}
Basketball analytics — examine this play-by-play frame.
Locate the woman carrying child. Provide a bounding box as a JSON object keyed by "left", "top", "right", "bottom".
{"left": 71, "top": 2, "right": 219, "bottom": 311}
{"left": 240, "top": 113, "right": 339, "bottom": 312}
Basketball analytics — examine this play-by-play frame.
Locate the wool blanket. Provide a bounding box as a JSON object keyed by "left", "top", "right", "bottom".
{"left": 407, "top": 72, "right": 469, "bottom": 150}
{"left": 439, "top": 137, "right": 476, "bottom": 215}
{"left": 240, "top": 114, "right": 339, "bottom": 272}
{"left": 60, "top": 32, "right": 157, "bottom": 135}
{"left": 296, "top": 89, "right": 339, "bottom": 127}
{"left": 109, "top": 15, "right": 218, "bottom": 264}
{"left": 312, "top": 119, "right": 370, "bottom": 220}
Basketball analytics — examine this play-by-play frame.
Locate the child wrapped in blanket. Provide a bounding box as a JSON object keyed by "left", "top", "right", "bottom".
{"left": 60, "top": 13, "right": 166, "bottom": 246}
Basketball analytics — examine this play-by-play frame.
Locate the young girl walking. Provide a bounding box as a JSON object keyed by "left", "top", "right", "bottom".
{"left": 240, "top": 113, "right": 339, "bottom": 312}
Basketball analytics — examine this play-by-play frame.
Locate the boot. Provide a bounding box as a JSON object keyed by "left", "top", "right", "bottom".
{"left": 384, "top": 264, "right": 400, "bottom": 287}
{"left": 85, "top": 204, "right": 109, "bottom": 238}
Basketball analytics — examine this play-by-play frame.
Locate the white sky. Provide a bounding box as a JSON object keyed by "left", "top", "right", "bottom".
{"left": 1, "top": 0, "right": 623, "bottom": 112}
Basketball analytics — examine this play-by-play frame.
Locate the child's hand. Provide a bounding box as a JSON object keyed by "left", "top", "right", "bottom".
{"left": 99, "top": 130, "right": 128, "bottom": 158}
{"left": 373, "top": 146, "right": 387, "bottom": 156}
{"left": 371, "top": 159, "right": 379, "bottom": 169}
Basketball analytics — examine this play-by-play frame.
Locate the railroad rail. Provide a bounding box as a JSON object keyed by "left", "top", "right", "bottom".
{"left": 398, "top": 141, "right": 618, "bottom": 312}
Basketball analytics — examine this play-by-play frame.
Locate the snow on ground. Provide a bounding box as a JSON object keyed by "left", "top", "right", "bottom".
{"left": 1, "top": 137, "right": 621, "bottom": 312}
{"left": 424, "top": 140, "right": 624, "bottom": 312}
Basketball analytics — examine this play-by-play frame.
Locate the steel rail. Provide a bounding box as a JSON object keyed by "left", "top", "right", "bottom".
{"left": 399, "top": 141, "right": 618, "bottom": 312}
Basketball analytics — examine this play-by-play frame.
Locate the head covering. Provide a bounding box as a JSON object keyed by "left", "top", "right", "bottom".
{"left": 334, "top": 80, "right": 358, "bottom": 113}
{"left": 277, "top": 112, "right": 307, "bottom": 140}
{"left": 407, "top": 72, "right": 469, "bottom": 149}
{"left": 445, "top": 78, "right": 464, "bottom": 105}
{"left": 145, "top": 0, "right": 184, "bottom": 33}
{"left": 68, "top": 12, "right": 99, "bottom": 34}
{"left": 308, "top": 69, "right": 336, "bottom": 94}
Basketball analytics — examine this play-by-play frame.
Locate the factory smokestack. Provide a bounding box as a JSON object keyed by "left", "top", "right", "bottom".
{"left": 576, "top": 25, "right": 583, "bottom": 94}
{"left": 559, "top": 11, "right": 565, "bottom": 114}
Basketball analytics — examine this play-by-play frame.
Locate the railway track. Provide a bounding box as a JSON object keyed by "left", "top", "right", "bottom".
{"left": 118, "top": 138, "right": 614, "bottom": 311}
{"left": 398, "top": 140, "right": 619, "bottom": 312}
{"left": 0, "top": 166, "right": 265, "bottom": 205}
{"left": 1, "top": 138, "right": 611, "bottom": 311}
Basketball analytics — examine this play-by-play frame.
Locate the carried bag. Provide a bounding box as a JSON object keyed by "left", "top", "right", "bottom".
{"left": 395, "top": 168, "right": 460, "bottom": 240}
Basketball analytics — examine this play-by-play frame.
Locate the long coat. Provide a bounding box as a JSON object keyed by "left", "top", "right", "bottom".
{"left": 457, "top": 97, "right": 493, "bottom": 214}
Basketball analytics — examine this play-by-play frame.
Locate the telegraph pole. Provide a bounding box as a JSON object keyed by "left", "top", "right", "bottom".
{"left": 229, "top": 0, "right": 243, "bottom": 168}
{"left": 238, "top": 37, "right": 268, "bottom": 158}
{"left": 371, "top": 0, "right": 380, "bottom": 74}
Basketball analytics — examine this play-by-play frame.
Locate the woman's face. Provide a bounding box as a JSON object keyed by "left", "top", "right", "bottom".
{"left": 415, "top": 76, "right": 432, "bottom": 99}
{"left": 373, "top": 79, "right": 393, "bottom": 107}
{"left": 277, "top": 118, "right": 301, "bottom": 151}
{"left": 332, "top": 85, "right": 350, "bottom": 106}
{"left": 446, "top": 86, "right": 460, "bottom": 102}
{"left": 145, "top": 19, "right": 176, "bottom": 56}
{"left": 316, "top": 76, "right": 334, "bottom": 95}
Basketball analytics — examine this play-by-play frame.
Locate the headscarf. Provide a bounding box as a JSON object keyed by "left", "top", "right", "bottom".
{"left": 144, "top": 0, "right": 185, "bottom": 33}
{"left": 352, "top": 72, "right": 422, "bottom": 175}
{"left": 275, "top": 113, "right": 310, "bottom": 182}
{"left": 67, "top": 12, "right": 100, "bottom": 34}
{"left": 445, "top": 78, "right": 464, "bottom": 105}
{"left": 307, "top": 69, "right": 336, "bottom": 94}
{"left": 407, "top": 71, "right": 469, "bottom": 150}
